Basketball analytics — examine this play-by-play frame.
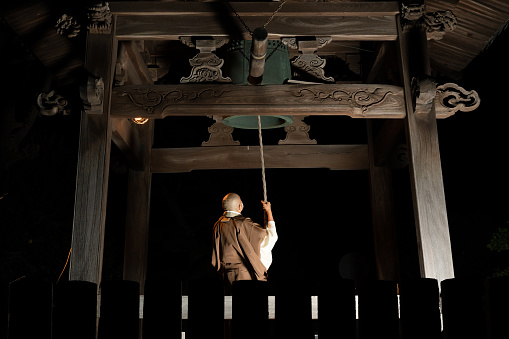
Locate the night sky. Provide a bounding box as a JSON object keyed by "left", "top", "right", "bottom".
{"left": 1, "top": 25, "right": 508, "bottom": 293}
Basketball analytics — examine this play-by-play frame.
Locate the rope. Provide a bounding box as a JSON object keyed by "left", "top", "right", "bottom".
{"left": 257, "top": 115, "right": 267, "bottom": 203}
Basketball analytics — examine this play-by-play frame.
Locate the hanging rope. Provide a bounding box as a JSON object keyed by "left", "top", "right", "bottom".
{"left": 257, "top": 115, "right": 268, "bottom": 203}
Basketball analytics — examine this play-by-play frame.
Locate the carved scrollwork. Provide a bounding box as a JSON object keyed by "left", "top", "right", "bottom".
{"left": 423, "top": 10, "right": 457, "bottom": 41}
{"left": 179, "top": 37, "right": 232, "bottom": 83}
{"left": 180, "top": 53, "right": 232, "bottom": 83}
{"left": 278, "top": 117, "right": 317, "bottom": 145}
{"left": 118, "top": 87, "right": 229, "bottom": 115}
{"left": 80, "top": 77, "right": 104, "bottom": 114}
{"left": 87, "top": 2, "right": 112, "bottom": 34}
{"left": 435, "top": 83, "right": 480, "bottom": 117}
{"left": 292, "top": 87, "right": 394, "bottom": 114}
{"left": 283, "top": 36, "right": 334, "bottom": 83}
{"left": 291, "top": 54, "right": 334, "bottom": 83}
{"left": 55, "top": 14, "right": 81, "bottom": 38}
{"left": 202, "top": 117, "right": 240, "bottom": 147}
{"left": 37, "top": 91, "right": 70, "bottom": 116}
{"left": 401, "top": 4, "right": 457, "bottom": 40}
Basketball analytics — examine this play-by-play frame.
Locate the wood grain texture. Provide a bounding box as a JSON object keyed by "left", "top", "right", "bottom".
{"left": 69, "top": 30, "right": 117, "bottom": 285}
{"left": 123, "top": 121, "right": 153, "bottom": 294}
{"left": 112, "top": 84, "right": 406, "bottom": 119}
{"left": 150, "top": 144, "right": 368, "bottom": 173}
{"left": 398, "top": 17, "right": 455, "bottom": 283}
{"left": 109, "top": 2, "right": 400, "bottom": 16}
{"left": 115, "top": 15, "right": 397, "bottom": 41}
{"left": 367, "top": 121, "right": 400, "bottom": 282}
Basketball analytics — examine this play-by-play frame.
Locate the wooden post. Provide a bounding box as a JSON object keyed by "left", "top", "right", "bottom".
{"left": 248, "top": 27, "right": 268, "bottom": 85}
{"left": 367, "top": 120, "right": 400, "bottom": 282}
{"left": 398, "top": 10, "right": 455, "bottom": 283}
{"left": 69, "top": 26, "right": 117, "bottom": 284}
{"left": 123, "top": 120, "right": 154, "bottom": 293}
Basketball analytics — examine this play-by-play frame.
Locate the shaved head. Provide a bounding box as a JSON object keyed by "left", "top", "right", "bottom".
{"left": 222, "top": 193, "right": 243, "bottom": 212}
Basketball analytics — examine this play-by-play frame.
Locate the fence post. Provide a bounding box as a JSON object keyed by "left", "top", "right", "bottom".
{"left": 232, "top": 280, "right": 269, "bottom": 339}
{"left": 98, "top": 280, "right": 140, "bottom": 339}
{"left": 187, "top": 278, "right": 224, "bottom": 339}
{"left": 485, "top": 276, "right": 509, "bottom": 339}
{"left": 441, "top": 278, "right": 485, "bottom": 339}
{"left": 1, "top": 282, "right": 7, "bottom": 339}
{"left": 142, "top": 279, "right": 182, "bottom": 339}
{"left": 7, "top": 277, "right": 53, "bottom": 339}
{"left": 399, "top": 278, "right": 441, "bottom": 339}
{"left": 358, "top": 280, "right": 399, "bottom": 339}
{"left": 275, "top": 279, "right": 315, "bottom": 339}
{"left": 53, "top": 281, "right": 97, "bottom": 339}
{"left": 318, "top": 278, "right": 356, "bottom": 339}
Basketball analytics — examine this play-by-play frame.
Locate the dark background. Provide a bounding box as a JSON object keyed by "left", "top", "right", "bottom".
{"left": 1, "top": 22, "right": 508, "bottom": 292}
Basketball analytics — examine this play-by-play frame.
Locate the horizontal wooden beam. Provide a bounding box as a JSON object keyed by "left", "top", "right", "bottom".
{"left": 111, "top": 2, "right": 399, "bottom": 41}
{"left": 111, "top": 84, "right": 406, "bottom": 119}
{"left": 115, "top": 15, "right": 397, "bottom": 41}
{"left": 110, "top": 2, "right": 400, "bottom": 17}
{"left": 150, "top": 145, "right": 369, "bottom": 173}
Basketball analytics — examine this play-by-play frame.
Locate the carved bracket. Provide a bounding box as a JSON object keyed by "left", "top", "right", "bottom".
{"left": 80, "top": 76, "right": 105, "bottom": 114}
{"left": 435, "top": 83, "right": 480, "bottom": 118}
{"left": 55, "top": 2, "right": 112, "bottom": 37}
{"left": 37, "top": 91, "right": 70, "bottom": 116}
{"left": 180, "top": 37, "right": 231, "bottom": 83}
{"left": 401, "top": 4, "right": 457, "bottom": 40}
{"left": 278, "top": 116, "right": 317, "bottom": 145}
{"left": 87, "top": 2, "right": 112, "bottom": 34}
{"left": 282, "top": 37, "right": 334, "bottom": 83}
{"left": 202, "top": 116, "right": 240, "bottom": 147}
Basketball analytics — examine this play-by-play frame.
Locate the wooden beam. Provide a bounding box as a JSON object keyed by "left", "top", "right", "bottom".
{"left": 118, "top": 41, "right": 154, "bottom": 86}
{"left": 111, "top": 84, "right": 406, "bottom": 119}
{"left": 110, "top": 2, "right": 401, "bottom": 17}
{"left": 123, "top": 120, "right": 154, "bottom": 293}
{"left": 69, "top": 30, "right": 117, "bottom": 285}
{"left": 398, "top": 16, "right": 455, "bottom": 283}
{"left": 150, "top": 145, "right": 368, "bottom": 173}
{"left": 367, "top": 121, "right": 400, "bottom": 282}
{"left": 115, "top": 15, "right": 398, "bottom": 41}
{"left": 111, "top": 118, "right": 146, "bottom": 171}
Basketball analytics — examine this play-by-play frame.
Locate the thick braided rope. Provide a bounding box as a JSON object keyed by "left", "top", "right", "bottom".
{"left": 257, "top": 115, "right": 267, "bottom": 203}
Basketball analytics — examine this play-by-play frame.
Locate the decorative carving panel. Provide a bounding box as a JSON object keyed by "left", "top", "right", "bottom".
{"left": 113, "top": 84, "right": 406, "bottom": 119}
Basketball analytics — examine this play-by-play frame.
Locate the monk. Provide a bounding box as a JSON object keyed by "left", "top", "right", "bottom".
{"left": 211, "top": 193, "right": 278, "bottom": 294}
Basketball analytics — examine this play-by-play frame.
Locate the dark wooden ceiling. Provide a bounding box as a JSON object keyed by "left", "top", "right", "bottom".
{"left": 2, "top": 0, "right": 509, "bottom": 88}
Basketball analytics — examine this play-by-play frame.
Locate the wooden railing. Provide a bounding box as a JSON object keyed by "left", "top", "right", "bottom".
{"left": 3, "top": 277, "right": 509, "bottom": 339}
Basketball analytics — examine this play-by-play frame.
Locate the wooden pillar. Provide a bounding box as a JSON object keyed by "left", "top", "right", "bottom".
{"left": 69, "top": 26, "right": 117, "bottom": 284}
{"left": 367, "top": 120, "right": 400, "bottom": 282}
{"left": 123, "top": 120, "right": 154, "bottom": 293}
{"left": 398, "top": 10, "right": 454, "bottom": 283}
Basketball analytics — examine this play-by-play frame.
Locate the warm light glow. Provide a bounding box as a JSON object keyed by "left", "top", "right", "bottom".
{"left": 132, "top": 117, "right": 149, "bottom": 125}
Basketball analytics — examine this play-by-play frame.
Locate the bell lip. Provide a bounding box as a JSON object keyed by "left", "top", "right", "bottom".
{"left": 222, "top": 115, "right": 293, "bottom": 130}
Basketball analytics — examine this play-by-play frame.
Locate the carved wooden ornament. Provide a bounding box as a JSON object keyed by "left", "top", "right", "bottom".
{"left": 202, "top": 117, "right": 240, "bottom": 147}
{"left": 278, "top": 117, "right": 317, "bottom": 145}
{"left": 80, "top": 77, "right": 105, "bottom": 114}
{"left": 435, "top": 83, "right": 480, "bottom": 118}
{"left": 37, "top": 91, "right": 70, "bottom": 116}
{"left": 55, "top": 14, "right": 81, "bottom": 38}
{"left": 113, "top": 84, "right": 406, "bottom": 119}
{"left": 180, "top": 37, "right": 231, "bottom": 84}
{"left": 87, "top": 2, "right": 112, "bottom": 34}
